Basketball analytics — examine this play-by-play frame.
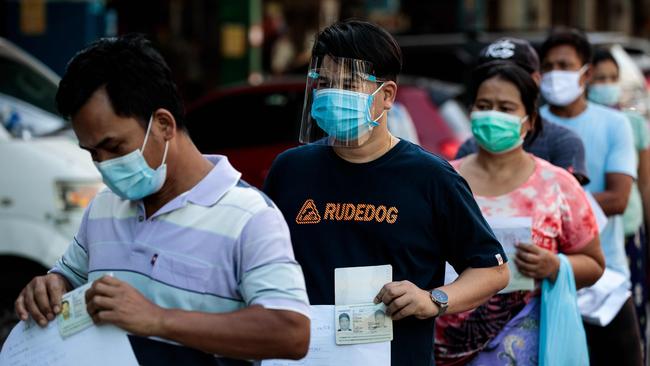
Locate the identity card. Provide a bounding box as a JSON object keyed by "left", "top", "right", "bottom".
{"left": 56, "top": 282, "right": 93, "bottom": 338}
{"left": 334, "top": 265, "right": 393, "bottom": 345}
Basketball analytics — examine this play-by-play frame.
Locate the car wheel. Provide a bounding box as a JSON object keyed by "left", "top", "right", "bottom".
{"left": 0, "top": 256, "right": 47, "bottom": 347}
{"left": 0, "top": 306, "right": 18, "bottom": 347}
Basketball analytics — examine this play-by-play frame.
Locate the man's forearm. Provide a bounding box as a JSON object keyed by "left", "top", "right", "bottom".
{"left": 593, "top": 191, "right": 629, "bottom": 216}
{"left": 440, "top": 264, "right": 509, "bottom": 314}
{"left": 155, "top": 305, "right": 310, "bottom": 360}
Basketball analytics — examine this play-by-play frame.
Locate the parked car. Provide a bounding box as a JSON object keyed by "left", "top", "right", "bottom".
{"left": 0, "top": 38, "right": 102, "bottom": 343}
{"left": 185, "top": 76, "right": 468, "bottom": 188}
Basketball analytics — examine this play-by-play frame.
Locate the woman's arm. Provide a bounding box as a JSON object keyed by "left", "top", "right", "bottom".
{"left": 637, "top": 148, "right": 650, "bottom": 230}
{"left": 565, "top": 237, "right": 605, "bottom": 288}
{"left": 515, "top": 237, "right": 604, "bottom": 289}
{"left": 593, "top": 173, "right": 633, "bottom": 215}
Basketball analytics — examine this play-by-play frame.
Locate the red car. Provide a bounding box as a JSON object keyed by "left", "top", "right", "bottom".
{"left": 186, "top": 76, "right": 467, "bottom": 188}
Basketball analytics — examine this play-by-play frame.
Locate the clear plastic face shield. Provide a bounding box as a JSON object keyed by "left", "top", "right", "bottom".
{"left": 299, "top": 55, "right": 386, "bottom": 147}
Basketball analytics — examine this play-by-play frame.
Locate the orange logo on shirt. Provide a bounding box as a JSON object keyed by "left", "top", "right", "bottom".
{"left": 296, "top": 200, "right": 398, "bottom": 224}
{"left": 296, "top": 199, "right": 322, "bottom": 224}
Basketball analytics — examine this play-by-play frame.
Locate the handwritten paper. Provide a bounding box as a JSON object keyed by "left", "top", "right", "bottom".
{"left": 262, "top": 305, "right": 390, "bottom": 366}
{"left": 0, "top": 319, "right": 138, "bottom": 366}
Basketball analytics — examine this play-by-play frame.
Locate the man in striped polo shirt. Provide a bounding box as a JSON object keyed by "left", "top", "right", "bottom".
{"left": 14, "top": 35, "right": 310, "bottom": 365}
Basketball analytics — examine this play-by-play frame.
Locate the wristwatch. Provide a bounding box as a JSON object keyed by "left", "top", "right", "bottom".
{"left": 430, "top": 289, "right": 449, "bottom": 317}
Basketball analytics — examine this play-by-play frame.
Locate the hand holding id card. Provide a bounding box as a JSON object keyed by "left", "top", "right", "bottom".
{"left": 334, "top": 265, "right": 393, "bottom": 345}
{"left": 56, "top": 281, "right": 93, "bottom": 338}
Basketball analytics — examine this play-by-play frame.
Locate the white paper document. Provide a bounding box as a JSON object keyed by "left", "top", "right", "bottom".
{"left": 334, "top": 265, "right": 393, "bottom": 345}
{"left": 445, "top": 217, "right": 535, "bottom": 293}
{"left": 261, "top": 305, "right": 390, "bottom": 366}
{"left": 334, "top": 265, "right": 392, "bottom": 305}
{"left": 0, "top": 319, "right": 138, "bottom": 366}
{"left": 577, "top": 268, "right": 630, "bottom": 326}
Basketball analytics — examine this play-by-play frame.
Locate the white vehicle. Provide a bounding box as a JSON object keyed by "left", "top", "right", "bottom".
{"left": 0, "top": 38, "right": 102, "bottom": 341}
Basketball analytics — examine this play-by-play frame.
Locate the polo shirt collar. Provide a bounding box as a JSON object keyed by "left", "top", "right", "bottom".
{"left": 186, "top": 155, "right": 242, "bottom": 207}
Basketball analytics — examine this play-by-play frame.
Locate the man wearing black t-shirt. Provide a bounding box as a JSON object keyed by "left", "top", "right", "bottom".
{"left": 264, "top": 20, "right": 509, "bottom": 366}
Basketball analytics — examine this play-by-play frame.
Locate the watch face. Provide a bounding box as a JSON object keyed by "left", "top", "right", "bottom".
{"left": 432, "top": 289, "right": 448, "bottom": 304}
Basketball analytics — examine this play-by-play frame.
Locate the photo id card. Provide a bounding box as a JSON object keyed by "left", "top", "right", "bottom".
{"left": 57, "top": 282, "right": 93, "bottom": 338}
{"left": 334, "top": 265, "right": 393, "bottom": 345}
{"left": 335, "top": 303, "right": 393, "bottom": 345}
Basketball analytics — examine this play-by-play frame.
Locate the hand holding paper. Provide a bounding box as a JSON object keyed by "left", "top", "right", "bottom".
{"left": 514, "top": 243, "right": 561, "bottom": 281}
{"left": 85, "top": 275, "right": 165, "bottom": 336}
{"left": 444, "top": 217, "right": 535, "bottom": 293}
{"left": 374, "top": 281, "right": 437, "bottom": 320}
{"left": 263, "top": 265, "right": 394, "bottom": 366}
{"left": 14, "top": 273, "right": 70, "bottom": 327}
{"left": 334, "top": 265, "right": 393, "bottom": 345}
{"left": 2, "top": 281, "right": 139, "bottom": 366}
{"left": 262, "top": 306, "right": 390, "bottom": 366}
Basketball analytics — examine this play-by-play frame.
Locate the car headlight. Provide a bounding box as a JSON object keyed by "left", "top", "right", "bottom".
{"left": 56, "top": 181, "right": 103, "bottom": 211}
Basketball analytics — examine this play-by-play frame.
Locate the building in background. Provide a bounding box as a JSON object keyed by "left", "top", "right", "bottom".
{"left": 2, "top": 0, "right": 649, "bottom": 103}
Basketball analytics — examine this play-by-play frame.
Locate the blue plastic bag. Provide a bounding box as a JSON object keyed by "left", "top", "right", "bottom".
{"left": 539, "top": 254, "right": 589, "bottom": 366}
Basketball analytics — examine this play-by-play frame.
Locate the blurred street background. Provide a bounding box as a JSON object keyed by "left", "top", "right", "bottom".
{"left": 4, "top": 0, "right": 650, "bottom": 97}
{"left": 2, "top": 0, "right": 650, "bottom": 346}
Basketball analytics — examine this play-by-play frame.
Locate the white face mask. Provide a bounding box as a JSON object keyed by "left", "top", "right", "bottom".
{"left": 540, "top": 65, "right": 588, "bottom": 107}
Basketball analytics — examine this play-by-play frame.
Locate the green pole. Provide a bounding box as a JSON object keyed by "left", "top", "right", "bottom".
{"left": 217, "top": 0, "right": 261, "bottom": 85}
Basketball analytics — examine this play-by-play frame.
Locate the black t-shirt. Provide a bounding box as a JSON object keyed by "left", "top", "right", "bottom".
{"left": 263, "top": 140, "right": 506, "bottom": 366}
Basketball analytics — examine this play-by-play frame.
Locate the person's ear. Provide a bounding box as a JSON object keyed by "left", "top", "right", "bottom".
{"left": 152, "top": 108, "right": 177, "bottom": 141}
{"left": 379, "top": 81, "right": 397, "bottom": 110}
{"left": 531, "top": 71, "right": 542, "bottom": 86}
{"left": 581, "top": 64, "right": 592, "bottom": 86}
{"left": 522, "top": 113, "right": 536, "bottom": 136}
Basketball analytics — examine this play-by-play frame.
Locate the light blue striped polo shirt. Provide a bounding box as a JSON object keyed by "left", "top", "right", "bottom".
{"left": 51, "top": 155, "right": 310, "bottom": 318}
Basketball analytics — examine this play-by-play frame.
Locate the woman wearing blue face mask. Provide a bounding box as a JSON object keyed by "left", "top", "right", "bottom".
{"left": 588, "top": 49, "right": 650, "bottom": 358}
{"left": 434, "top": 62, "right": 605, "bottom": 365}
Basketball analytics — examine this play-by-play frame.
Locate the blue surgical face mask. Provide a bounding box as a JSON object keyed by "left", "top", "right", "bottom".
{"left": 588, "top": 83, "right": 621, "bottom": 107}
{"left": 94, "top": 116, "right": 169, "bottom": 201}
{"left": 310, "top": 83, "right": 386, "bottom": 141}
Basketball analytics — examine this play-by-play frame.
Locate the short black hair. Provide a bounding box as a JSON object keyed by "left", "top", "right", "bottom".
{"left": 470, "top": 61, "right": 542, "bottom": 145}
{"left": 339, "top": 313, "right": 350, "bottom": 321}
{"left": 592, "top": 48, "right": 619, "bottom": 69}
{"left": 56, "top": 34, "right": 186, "bottom": 130}
{"left": 540, "top": 27, "right": 592, "bottom": 66}
{"left": 311, "top": 20, "right": 402, "bottom": 81}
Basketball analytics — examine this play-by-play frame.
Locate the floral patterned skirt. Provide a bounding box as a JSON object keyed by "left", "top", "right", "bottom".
{"left": 468, "top": 298, "right": 539, "bottom": 366}
{"left": 435, "top": 291, "right": 537, "bottom": 366}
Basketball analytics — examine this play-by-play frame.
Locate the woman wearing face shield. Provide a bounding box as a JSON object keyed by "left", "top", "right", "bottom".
{"left": 434, "top": 62, "right": 605, "bottom": 365}
{"left": 588, "top": 49, "right": 650, "bottom": 359}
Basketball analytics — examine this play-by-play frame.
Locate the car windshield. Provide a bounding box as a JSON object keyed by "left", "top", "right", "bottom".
{"left": 0, "top": 56, "right": 70, "bottom": 137}
{"left": 0, "top": 93, "right": 69, "bottom": 138}
{"left": 0, "top": 56, "right": 59, "bottom": 115}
